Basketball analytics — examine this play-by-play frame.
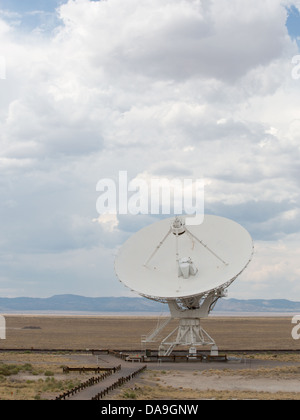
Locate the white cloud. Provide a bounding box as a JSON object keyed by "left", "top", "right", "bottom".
{"left": 230, "top": 235, "right": 300, "bottom": 300}
{"left": 0, "top": 0, "right": 299, "bottom": 299}
{"left": 54, "top": 0, "right": 289, "bottom": 83}
{"left": 93, "top": 213, "right": 119, "bottom": 232}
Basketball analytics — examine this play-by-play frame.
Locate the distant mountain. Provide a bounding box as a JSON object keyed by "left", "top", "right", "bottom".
{"left": 0, "top": 294, "right": 300, "bottom": 313}
{"left": 214, "top": 298, "right": 300, "bottom": 313}
{"left": 0, "top": 294, "right": 165, "bottom": 312}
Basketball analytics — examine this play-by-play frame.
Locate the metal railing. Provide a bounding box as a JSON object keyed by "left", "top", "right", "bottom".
{"left": 54, "top": 365, "right": 121, "bottom": 400}
{"left": 91, "top": 365, "right": 147, "bottom": 400}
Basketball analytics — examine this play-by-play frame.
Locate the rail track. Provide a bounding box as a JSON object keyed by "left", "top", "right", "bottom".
{"left": 0, "top": 348, "right": 300, "bottom": 355}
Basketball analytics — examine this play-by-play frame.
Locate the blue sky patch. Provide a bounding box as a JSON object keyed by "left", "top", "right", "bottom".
{"left": 0, "top": 0, "right": 68, "bottom": 34}
{"left": 0, "top": 0, "right": 65, "bottom": 14}
{"left": 286, "top": 5, "right": 300, "bottom": 48}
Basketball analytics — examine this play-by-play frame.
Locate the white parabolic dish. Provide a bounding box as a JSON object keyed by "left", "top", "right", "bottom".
{"left": 115, "top": 215, "right": 254, "bottom": 301}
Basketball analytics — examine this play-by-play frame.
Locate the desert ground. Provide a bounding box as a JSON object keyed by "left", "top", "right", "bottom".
{"left": 1, "top": 314, "right": 300, "bottom": 400}
{"left": 1, "top": 314, "right": 299, "bottom": 350}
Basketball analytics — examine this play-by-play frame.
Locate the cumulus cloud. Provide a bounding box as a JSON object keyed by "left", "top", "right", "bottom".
{"left": 55, "top": 0, "right": 289, "bottom": 83}
{"left": 230, "top": 235, "right": 300, "bottom": 299}
{"left": 0, "top": 0, "right": 299, "bottom": 298}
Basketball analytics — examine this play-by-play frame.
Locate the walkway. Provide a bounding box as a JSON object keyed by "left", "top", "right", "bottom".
{"left": 65, "top": 355, "right": 145, "bottom": 400}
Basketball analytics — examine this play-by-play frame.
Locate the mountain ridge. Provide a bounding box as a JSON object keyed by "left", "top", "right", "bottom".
{"left": 0, "top": 294, "right": 300, "bottom": 313}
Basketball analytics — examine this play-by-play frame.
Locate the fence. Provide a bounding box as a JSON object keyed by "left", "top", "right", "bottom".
{"left": 109, "top": 350, "right": 227, "bottom": 363}
{"left": 62, "top": 365, "right": 121, "bottom": 374}
{"left": 91, "top": 365, "right": 147, "bottom": 400}
{"left": 55, "top": 364, "right": 146, "bottom": 400}
{"left": 55, "top": 368, "right": 119, "bottom": 400}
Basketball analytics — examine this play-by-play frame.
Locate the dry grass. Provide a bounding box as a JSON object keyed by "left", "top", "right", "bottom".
{"left": 0, "top": 376, "right": 82, "bottom": 400}
{"left": 1, "top": 315, "right": 298, "bottom": 350}
{"left": 0, "top": 352, "right": 74, "bottom": 366}
{"left": 118, "top": 384, "right": 300, "bottom": 400}
{"left": 1, "top": 315, "right": 300, "bottom": 400}
{"left": 202, "top": 365, "right": 300, "bottom": 379}
{"left": 111, "top": 367, "right": 300, "bottom": 400}
{"left": 0, "top": 352, "right": 94, "bottom": 400}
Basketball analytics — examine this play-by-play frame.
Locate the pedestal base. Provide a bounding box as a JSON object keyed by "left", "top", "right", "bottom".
{"left": 142, "top": 293, "right": 222, "bottom": 357}
{"left": 158, "top": 318, "right": 215, "bottom": 356}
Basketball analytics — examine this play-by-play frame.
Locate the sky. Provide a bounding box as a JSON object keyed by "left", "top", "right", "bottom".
{"left": 0, "top": 0, "right": 300, "bottom": 301}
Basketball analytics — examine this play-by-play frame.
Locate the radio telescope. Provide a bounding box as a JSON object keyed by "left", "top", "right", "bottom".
{"left": 115, "top": 215, "right": 253, "bottom": 356}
